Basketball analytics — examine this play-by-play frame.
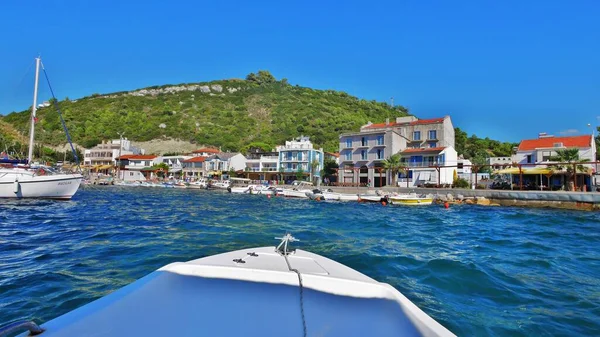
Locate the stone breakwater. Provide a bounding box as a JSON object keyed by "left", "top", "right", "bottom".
{"left": 327, "top": 186, "right": 600, "bottom": 211}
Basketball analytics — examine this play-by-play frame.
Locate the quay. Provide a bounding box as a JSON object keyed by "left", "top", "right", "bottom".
{"left": 326, "top": 186, "right": 600, "bottom": 211}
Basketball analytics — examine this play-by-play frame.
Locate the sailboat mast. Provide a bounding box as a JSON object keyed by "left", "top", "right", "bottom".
{"left": 27, "top": 57, "right": 41, "bottom": 164}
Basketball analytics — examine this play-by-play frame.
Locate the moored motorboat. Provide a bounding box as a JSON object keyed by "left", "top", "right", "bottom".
{"left": 281, "top": 181, "right": 314, "bottom": 198}
{"left": 358, "top": 194, "right": 390, "bottom": 203}
{"left": 188, "top": 179, "right": 208, "bottom": 189}
{"left": 1, "top": 235, "right": 455, "bottom": 337}
{"left": 389, "top": 193, "right": 433, "bottom": 206}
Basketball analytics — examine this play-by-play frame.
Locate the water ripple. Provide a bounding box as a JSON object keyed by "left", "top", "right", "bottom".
{"left": 0, "top": 187, "right": 599, "bottom": 336}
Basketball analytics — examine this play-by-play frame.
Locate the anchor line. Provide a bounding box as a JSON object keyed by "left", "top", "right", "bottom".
{"left": 278, "top": 235, "right": 307, "bottom": 337}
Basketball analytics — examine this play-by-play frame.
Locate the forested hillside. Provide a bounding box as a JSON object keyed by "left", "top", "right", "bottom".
{"left": 1, "top": 71, "right": 408, "bottom": 153}
{"left": 0, "top": 71, "right": 522, "bottom": 160}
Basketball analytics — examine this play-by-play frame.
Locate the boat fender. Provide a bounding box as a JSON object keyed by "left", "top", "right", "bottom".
{"left": 13, "top": 177, "right": 19, "bottom": 194}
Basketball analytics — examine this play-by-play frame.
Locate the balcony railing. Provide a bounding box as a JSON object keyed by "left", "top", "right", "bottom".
{"left": 403, "top": 162, "right": 444, "bottom": 168}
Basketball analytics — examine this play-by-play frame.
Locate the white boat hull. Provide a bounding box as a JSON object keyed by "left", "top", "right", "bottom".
{"left": 22, "top": 245, "right": 455, "bottom": 337}
{"left": 0, "top": 170, "right": 82, "bottom": 199}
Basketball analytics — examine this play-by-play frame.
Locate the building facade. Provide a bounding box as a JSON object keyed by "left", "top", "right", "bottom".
{"left": 398, "top": 147, "right": 458, "bottom": 187}
{"left": 338, "top": 116, "right": 455, "bottom": 186}
{"left": 84, "top": 138, "right": 141, "bottom": 166}
{"left": 276, "top": 137, "right": 324, "bottom": 182}
{"left": 182, "top": 157, "right": 206, "bottom": 178}
{"left": 204, "top": 153, "right": 247, "bottom": 177}
{"left": 245, "top": 147, "right": 279, "bottom": 181}
{"left": 511, "top": 134, "right": 596, "bottom": 189}
{"left": 487, "top": 156, "right": 513, "bottom": 170}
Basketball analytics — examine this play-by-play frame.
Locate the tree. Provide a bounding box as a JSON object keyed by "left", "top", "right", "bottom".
{"left": 246, "top": 70, "right": 276, "bottom": 85}
{"left": 549, "top": 148, "right": 590, "bottom": 191}
{"left": 152, "top": 162, "right": 170, "bottom": 178}
{"left": 310, "top": 159, "right": 320, "bottom": 183}
{"left": 322, "top": 159, "right": 339, "bottom": 178}
{"left": 296, "top": 167, "right": 304, "bottom": 181}
{"left": 382, "top": 153, "right": 405, "bottom": 186}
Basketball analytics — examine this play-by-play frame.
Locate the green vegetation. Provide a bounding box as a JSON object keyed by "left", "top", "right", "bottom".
{"left": 1, "top": 70, "right": 408, "bottom": 153}
{"left": 548, "top": 148, "right": 591, "bottom": 190}
{"left": 382, "top": 153, "right": 405, "bottom": 186}
{"left": 0, "top": 71, "right": 520, "bottom": 160}
{"left": 454, "top": 127, "right": 517, "bottom": 168}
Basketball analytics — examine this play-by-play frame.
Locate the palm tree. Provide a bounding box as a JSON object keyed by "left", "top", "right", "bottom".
{"left": 549, "top": 148, "right": 590, "bottom": 190}
{"left": 310, "top": 159, "right": 320, "bottom": 184}
{"left": 382, "top": 153, "right": 405, "bottom": 186}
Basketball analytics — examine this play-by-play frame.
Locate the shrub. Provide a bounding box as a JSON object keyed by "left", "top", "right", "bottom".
{"left": 453, "top": 177, "right": 470, "bottom": 189}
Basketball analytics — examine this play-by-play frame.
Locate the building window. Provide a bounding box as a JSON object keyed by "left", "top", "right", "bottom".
{"left": 346, "top": 139, "right": 352, "bottom": 148}
{"left": 361, "top": 150, "right": 367, "bottom": 160}
{"left": 413, "top": 131, "right": 421, "bottom": 141}
{"left": 361, "top": 137, "right": 367, "bottom": 146}
{"left": 376, "top": 149, "right": 383, "bottom": 159}
{"left": 345, "top": 152, "right": 351, "bottom": 161}
{"left": 527, "top": 155, "right": 532, "bottom": 163}
{"left": 429, "top": 142, "right": 437, "bottom": 148}
{"left": 428, "top": 130, "right": 437, "bottom": 140}
{"left": 377, "top": 135, "right": 384, "bottom": 145}
{"left": 457, "top": 162, "right": 464, "bottom": 169}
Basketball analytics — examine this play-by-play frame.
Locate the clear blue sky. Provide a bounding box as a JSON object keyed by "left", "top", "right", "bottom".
{"left": 1, "top": 0, "right": 599, "bottom": 142}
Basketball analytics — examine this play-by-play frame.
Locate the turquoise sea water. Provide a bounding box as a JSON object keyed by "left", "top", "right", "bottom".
{"left": 1, "top": 187, "right": 599, "bottom": 336}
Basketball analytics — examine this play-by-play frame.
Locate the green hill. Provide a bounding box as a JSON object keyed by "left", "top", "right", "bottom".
{"left": 1, "top": 71, "right": 408, "bottom": 153}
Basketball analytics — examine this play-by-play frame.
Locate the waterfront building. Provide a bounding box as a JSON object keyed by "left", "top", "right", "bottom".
{"left": 511, "top": 134, "right": 596, "bottom": 190}
{"left": 116, "top": 154, "right": 159, "bottom": 181}
{"left": 338, "top": 116, "right": 455, "bottom": 186}
{"left": 276, "top": 136, "right": 324, "bottom": 183}
{"left": 487, "top": 156, "right": 512, "bottom": 170}
{"left": 204, "top": 153, "right": 247, "bottom": 178}
{"left": 244, "top": 147, "right": 279, "bottom": 181}
{"left": 84, "top": 138, "right": 142, "bottom": 166}
{"left": 398, "top": 147, "right": 458, "bottom": 187}
{"left": 159, "top": 155, "right": 192, "bottom": 179}
{"left": 182, "top": 157, "right": 206, "bottom": 179}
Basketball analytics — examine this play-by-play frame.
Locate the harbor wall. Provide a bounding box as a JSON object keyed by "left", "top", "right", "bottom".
{"left": 324, "top": 186, "right": 600, "bottom": 211}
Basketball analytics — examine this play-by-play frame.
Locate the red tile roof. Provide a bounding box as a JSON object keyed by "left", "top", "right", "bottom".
{"left": 401, "top": 147, "right": 446, "bottom": 154}
{"left": 409, "top": 117, "right": 445, "bottom": 125}
{"left": 518, "top": 135, "right": 591, "bottom": 151}
{"left": 183, "top": 157, "right": 207, "bottom": 163}
{"left": 192, "top": 147, "right": 220, "bottom": 154}
{"left": 325, "top": 152, "right": 340, "bottom": 157}
{"left": 363, "top": 117, "right": 446, "bottom": 129}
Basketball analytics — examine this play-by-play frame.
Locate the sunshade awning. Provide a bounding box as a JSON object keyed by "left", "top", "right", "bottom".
{"left": 494, "top": 167, "right": 521, "bottom": 174}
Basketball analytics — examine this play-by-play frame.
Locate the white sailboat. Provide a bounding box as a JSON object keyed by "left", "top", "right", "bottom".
{"left": 0, "top": 57, "right": 82, "bottom": 199}
{"left": 0, "top": 234, "right": 455, "bottom": 337}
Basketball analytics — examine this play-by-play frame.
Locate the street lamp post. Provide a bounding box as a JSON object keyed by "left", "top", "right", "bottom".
{"left": 588, "top": 123, "right": 597, "bottom": 187}
{"left": 117, "top": 132, "right": 124, "bottom": 180}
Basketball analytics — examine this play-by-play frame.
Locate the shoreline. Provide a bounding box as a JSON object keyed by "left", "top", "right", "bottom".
{"left": 324, "top": 186, "right": 600, "bottom": 211}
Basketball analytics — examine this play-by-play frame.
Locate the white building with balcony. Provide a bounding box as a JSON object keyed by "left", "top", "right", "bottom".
{"left": 84, "top": 138, "right": 141, "bottom": 166}
{"left": 245, "top": 147, "right": 280, "bottom": 181}
{"left": 204, "top": 153, "right": 247, "bottom": 177}
{"left": 398, "top": 146, "right": 458, "bottom": 187}
{"left": 277, "top": 137, "right": 324, "bottom": 182}
{"left": 338, "top": 116, "right": 455, "bottom": 186}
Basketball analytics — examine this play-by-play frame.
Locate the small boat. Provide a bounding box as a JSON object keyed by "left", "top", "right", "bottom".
{"left": 209, "top": 180, "right": 230, "bottom": 190}
{"left": 188, "top": 179, "right": 208, "bottom": 189}
{"left": 281, "top": 181, "right": 314, "bottom": 198}
{"left": 0, "top": 234, "right": 455, "bottom": 337}
{"left": 227, "top": 178, "right": 255, "bottom": 193}
{"left": 358, "top": 194, "right": 390, "bottom": 203}
{"left": 173, "top": 181, "right": 188, "bottom": 189}
{"left": 389, "top": 193, "right": 433, "bottom": 206}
